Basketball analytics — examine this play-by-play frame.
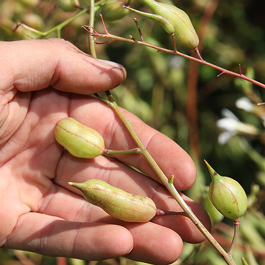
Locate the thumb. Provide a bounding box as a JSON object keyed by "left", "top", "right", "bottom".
{"left": 1, "top": 38, "right": 126, "bottom": 94}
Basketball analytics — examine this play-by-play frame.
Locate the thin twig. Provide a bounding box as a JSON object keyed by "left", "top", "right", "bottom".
{"left": 13, "top": 0, "right": 109, "bottom": 39}
{"left": 133, "top": 18, "right": 145, "bottom": 42}
{"left": 14, "top": 7, "right": 89, "bottom": 38}
{"left": 83, "top": 28, "right": 265, "bottom": 89}
{"left": 100, "top": 14, "right": 110, "bottom": 35}
{"left": 228, "top": 220, "right": 240, "bottom": 255}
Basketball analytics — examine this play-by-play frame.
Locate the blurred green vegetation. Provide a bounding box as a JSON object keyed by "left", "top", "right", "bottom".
{"left": 1, "top": 0, "right": 265, "bottom": 264}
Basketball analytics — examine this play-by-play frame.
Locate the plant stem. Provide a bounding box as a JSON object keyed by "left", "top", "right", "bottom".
{"left": 14, "top": 0, "right": 108, "bottom": 38}
{"left": 89, "top": 0, "right": 97, "bottom": 58}
{"left": 96, "top": 92, "right": 236, "bottom": 265}
{"left": 103, "top": 148, "right": 140, "bottom": 155}
{"left": 228, "top": 220, "right": 240, "bottom": 255}
{"left": 14, "top": 7, "right": 89, "bottom": 38}
{"left": 86, "top": 30, "right": 265, "bottom": 89}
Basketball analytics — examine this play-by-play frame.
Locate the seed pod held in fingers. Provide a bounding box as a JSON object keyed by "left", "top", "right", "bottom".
{"left": 204, "top": 160, "right": 248, "bottom": 221}
{"left": 54, "top": 117, "right": 105, "bottom": 159}
{"left": 69, "top": 179, "right": 157, "bottom": 222}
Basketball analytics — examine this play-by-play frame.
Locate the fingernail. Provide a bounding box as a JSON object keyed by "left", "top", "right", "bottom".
{"left": 126, "top": 245, "right": 133, "bottom": 254}
{"left": 98, "top": 59, "right": 124, "bottom": 68}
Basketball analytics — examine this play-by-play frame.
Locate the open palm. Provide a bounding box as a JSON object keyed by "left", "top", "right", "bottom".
{"left": 0, "top": 39, "right": 210, "bottom": 264}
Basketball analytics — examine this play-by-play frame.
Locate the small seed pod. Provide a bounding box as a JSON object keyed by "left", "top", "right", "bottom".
{"left": 57, "top": 0, "right": 79, "bottom": 12}
{"left": 54, "top": 117, "right": 105, "bottom": 159}
{"left": 124, "top": 6, "right": 175, "bottom": 37}
{"left": 127, "top": 0, "right": 199, "bottom": 49}
{"left": 69, "top": 179, "right": 157, "bottom": 222}
{"left": 95, "top": 0, "right": 129, "bottom": 22}
{"left": 204, "top": 160, "right": 248, "bottom": 221}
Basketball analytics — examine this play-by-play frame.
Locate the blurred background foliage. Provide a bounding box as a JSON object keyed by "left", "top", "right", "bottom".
{"left": 1, "top": 0, "right": 265, "bottom": 264}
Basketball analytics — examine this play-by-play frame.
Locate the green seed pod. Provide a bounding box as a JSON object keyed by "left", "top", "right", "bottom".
{"left": 203, "top": 187, "right": 224, "bottom": 224}
{"left": 124, "top": 6, "right": 175, "bottom": 36}
{"left": 54, "top": 117, "right": 105, "bottom": 159}
{"left": 69, "top": 179, "right": 157, "bottom": 222}
{"left": 127, "top": 0, "right": 199, "bottom": 49}
{"left": 95, "top": 0, "right": 129, "bottom": 22}
{"left": 204, "top": 160, "right": 248, "bottom": 221}
{"left": 57, "top": 0, "right": 79, "bottom": 12}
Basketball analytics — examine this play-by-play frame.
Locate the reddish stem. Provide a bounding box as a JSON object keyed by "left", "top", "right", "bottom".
{"left": 82, "top": 25, "right": 265, "bottom": 89}
{"left": 100, "top": 14, "right": 110, "bottom": 35}
{"left": 228, "top": 220, "right": 240, "bottom": 255}
{"left": 133, "top": 18, "right": 145, "bottom": 42}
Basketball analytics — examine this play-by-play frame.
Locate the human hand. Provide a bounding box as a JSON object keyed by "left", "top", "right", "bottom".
{"left": 0, "top": 39, "right": 210, "bottom": 264}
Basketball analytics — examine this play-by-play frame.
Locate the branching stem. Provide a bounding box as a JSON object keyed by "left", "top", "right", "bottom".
{"left": 14, "top": 8, "right": 89, "bottom": 38}
{"left": 84, "top": 27, "right": 265, "bottom": 89}
{"left": 95, "top": 92, "right": 236, "bottom": 265}
{"left": 13, "top": 0, "right": 109, "bottom": 38}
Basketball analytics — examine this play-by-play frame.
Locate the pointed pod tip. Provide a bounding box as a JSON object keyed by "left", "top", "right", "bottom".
{"left": 68, "top": 181, "right": 87, "bottom": 191}
{"left": 68, "top": 181, "right": 79, "bottom": 187}
{"left": 204, "top": 159, "right": 213, "bottom": 172}
{"left": 204, "top": 160, "right": 220, "bottom": 180}
{"left": 203, "top": 159, "right": 211, "bottom": 167}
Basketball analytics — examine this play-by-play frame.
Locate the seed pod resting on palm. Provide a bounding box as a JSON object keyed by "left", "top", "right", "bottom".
{"left": 204, "top": 160, "right": 248, "bottom": 221}
{"left": 54, "top": 117, "right": 105, "bottom": 159}
{"left": 69, "top": 179, "right": 157, "bottom": 222}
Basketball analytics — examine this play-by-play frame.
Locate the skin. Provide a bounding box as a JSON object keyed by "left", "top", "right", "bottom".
{"left": 0, "top": 38, "right": 211, "bottom": 265}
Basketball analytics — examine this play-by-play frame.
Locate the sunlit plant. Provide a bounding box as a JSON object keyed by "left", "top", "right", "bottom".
{"left": 2, "top": 0, "right": 265, "bottom": 264}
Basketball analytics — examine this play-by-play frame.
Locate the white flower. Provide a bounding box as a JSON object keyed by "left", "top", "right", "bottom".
{"left": 236, "top": 97, "right": 265, "bottom": 127}
{"left": 216, "top": 108, "right": 259, "bottom": 144}
{"left": 217, "top": 130, "right": 236, "bottom": 145}
{"left": 235, "top": 97, "right": 254, "bottom": 112}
